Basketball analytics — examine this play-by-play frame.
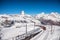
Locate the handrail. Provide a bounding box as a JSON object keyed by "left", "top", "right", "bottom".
{"left": 30, "top": 30, "right": 49, "bottom": 40}
{"left": 5, "top": 27, "right": 41, "bottom": 40}
{"left": 30, "top": 30, "right": 44, "bottom": 40}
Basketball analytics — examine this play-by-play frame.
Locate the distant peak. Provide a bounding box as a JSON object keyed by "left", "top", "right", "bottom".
{"left": 51, "top": 12, "right": 55, "bottom": 14}
{"left": 41, "top": 12, "right": 45, "bottom": 14}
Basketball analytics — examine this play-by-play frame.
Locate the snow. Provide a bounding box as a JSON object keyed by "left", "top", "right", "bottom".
{"left": 46, "top": 26, "right": 60, "bottom": 40}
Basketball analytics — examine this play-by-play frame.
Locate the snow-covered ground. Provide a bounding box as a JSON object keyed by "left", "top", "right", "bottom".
{"left": 31, "top": 25, "right": 60, "bottom": 40}
{"left": 1, "top": 27, "right": 40, "bottom": 40}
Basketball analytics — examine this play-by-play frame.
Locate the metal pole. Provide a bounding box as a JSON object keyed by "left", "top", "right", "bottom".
{"left": 26, "top": 23, "right": 27, "bottom": 36}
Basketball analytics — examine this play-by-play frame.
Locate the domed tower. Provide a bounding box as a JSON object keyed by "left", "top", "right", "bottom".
{"left": 21, "top": 10, "right": 25, "bottom": 15}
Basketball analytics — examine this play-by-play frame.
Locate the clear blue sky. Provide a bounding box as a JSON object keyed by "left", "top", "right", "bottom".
{"left": 0, "top": 0, "right": 60, "bottom": 15}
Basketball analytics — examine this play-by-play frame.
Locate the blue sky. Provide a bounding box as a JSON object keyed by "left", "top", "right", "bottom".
{"left": 0, "top": 0, "right": 60, "bottom": 15}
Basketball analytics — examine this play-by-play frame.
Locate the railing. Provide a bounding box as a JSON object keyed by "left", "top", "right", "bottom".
{"left": 30, "top": 30, "right": 44, "bottom": 40}
{"left": 0, "top": 23, "right": 41, "bottom": 40}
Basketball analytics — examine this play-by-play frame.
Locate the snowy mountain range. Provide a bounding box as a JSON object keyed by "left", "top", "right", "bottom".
{"left": 0, "top": 11, "right": 60, "bottom": 28}
{"left": 35, "top": 12, "right": 60, "bottom": 26}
